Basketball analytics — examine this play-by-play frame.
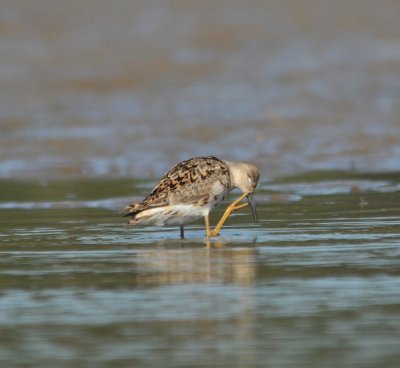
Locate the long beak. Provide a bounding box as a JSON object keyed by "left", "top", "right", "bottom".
{"left": 247, "top": 194, "right": 258, "bottom": 222}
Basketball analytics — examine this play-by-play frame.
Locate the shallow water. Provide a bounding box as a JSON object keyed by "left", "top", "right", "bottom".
{"left": 1, "top": 172, "right": 400, "bottom": 367}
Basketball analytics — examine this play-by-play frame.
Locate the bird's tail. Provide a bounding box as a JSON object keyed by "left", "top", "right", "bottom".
{"left": 123, "top": 202, "right": 142, "bottom": 217}
{"left": 124, "top": 206, "right": 162, "bottom": 227}
{"left": 122, "top": 202, "right": 144, "bottom": 226}
{"left": 124, "top": 201, "right": 161, "bottom": 226}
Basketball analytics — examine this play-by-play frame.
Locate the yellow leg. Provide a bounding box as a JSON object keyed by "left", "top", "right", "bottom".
{"left": 204, "top": 214, "right": 211, "bottom": 239}
{"left": 210, "top": 193, "right": 249, "bottom": 237}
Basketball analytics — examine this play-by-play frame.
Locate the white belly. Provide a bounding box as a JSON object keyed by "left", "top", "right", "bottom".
{"left": 134, "top": 204, "right": 209, "bottom": 226}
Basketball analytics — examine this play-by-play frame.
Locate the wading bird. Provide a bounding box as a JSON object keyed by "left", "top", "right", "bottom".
{"left": 124, "top": 156, "right": 260, "bottom": 239}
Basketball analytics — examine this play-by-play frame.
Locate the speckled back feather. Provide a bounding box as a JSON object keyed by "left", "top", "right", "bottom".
{"left": 124, "top": 156, "right": 231, "bottom": 218}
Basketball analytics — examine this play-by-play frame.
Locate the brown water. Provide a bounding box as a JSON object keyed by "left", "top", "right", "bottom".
{"left": 1, "top": 172, "right": 400, "bottom": 367}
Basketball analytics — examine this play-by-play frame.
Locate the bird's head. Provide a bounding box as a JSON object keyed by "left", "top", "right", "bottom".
{"left": 226, "top": 161, "right": 260, "bottom": 222}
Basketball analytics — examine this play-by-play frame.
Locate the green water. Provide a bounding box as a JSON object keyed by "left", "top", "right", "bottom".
{"left": 1, "top": 172, "right": 400, "bottom": 367}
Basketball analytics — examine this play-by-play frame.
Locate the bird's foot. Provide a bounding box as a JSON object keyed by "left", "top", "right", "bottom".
{"left": 209, "top": 194, "right": 249, "bottom": 237}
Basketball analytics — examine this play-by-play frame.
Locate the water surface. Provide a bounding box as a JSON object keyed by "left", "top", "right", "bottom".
{"left": 1, "top": 172, "right": 400, "bottom": 367}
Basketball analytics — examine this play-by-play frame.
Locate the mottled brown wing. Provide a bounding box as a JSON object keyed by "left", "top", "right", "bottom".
{"left": 124, "top": 156, "right": 230, "bottom": 216}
